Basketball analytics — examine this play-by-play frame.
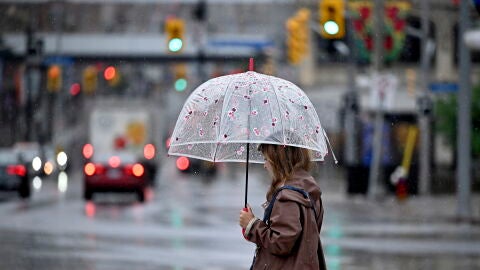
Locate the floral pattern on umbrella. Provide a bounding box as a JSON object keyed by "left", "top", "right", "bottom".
{"left": 168, "top": 71, "right": 331, "bottom": 164}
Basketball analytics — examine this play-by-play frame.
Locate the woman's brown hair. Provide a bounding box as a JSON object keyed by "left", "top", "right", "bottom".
{"left": 258, "top": 144, "right": 312, "bottom": 201}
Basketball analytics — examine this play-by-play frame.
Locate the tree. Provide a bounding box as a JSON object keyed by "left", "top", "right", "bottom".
{"left": 435, "top": 84, "right": 480, "bottom": 159}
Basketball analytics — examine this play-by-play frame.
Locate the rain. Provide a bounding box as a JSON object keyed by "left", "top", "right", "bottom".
{"left": 0, "top": 0, "right": 480, "bottom": 269}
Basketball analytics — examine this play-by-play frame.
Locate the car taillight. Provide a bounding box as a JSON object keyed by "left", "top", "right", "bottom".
{"left": 176, "top": 157, "right": 190, "bottom": 171}
{"left": 123, "top": 164, "right": 133, "bottom": 176}
{"left": 96, "top": 164, "right": 106, "bottom": 174}
{"left": 123, "top": 164, "right": 144, "bottom": 177}
{"left": 84, "top": 163, "right": 105, "bottom": 176}
{"left": 83, "top": 144, "right": 94, "bottom": 159}
{"left": 6, "top": 165, "right": 26, "bottom": 177}
{"left": 132, "top": 164, "right": 144, "bottom": 177}
{"left": 84, "top": 163, "right": 96, "bottom": 176}
{"left": 144, "top": 144, "right": 155, "bottom": 160}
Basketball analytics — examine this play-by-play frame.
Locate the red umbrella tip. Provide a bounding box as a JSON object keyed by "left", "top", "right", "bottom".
{"left": 249, "top": 58, "right": 254, "bottom": 71}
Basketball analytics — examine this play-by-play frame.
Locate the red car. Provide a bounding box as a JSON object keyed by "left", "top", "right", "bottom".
{"left": 82, "top": 144, "right": 155, "bottom": 202}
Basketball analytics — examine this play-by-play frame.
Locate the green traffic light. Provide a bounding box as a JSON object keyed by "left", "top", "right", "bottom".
{"left": 324, "top": 20, "right": 340, "bottom": 35}
{"left": 175, "top": 78, "right": 187, "bottom": 92}
{"left": 169, "top": 38, "right": 183, "bottom": 52}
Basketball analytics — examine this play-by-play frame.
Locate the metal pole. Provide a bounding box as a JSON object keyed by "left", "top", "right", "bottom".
{"left": 418, "top": 0, "right": 431, "bottom": 195}
{"left": 52, "top": 1, "right": 65, "bottom": 147}
{"left": 25, "top": 26, "right": 34, "bottom": 142}
{"left": 368, "top": 0, "right": 384, "bottom": 198}
{"left": 456, "top": 0, "right": 472, "bottom": 220}
{"left": 194, "top": 0, "right": 208, "bottom": 83}
{"left": 344, "top": 13, "right": 359, "bottom": 167}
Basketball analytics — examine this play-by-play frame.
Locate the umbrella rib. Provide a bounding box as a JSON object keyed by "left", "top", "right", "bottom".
{"left": 268, "top": 75, "right": 286, "bottom": 145}
{"left": 212, "top": 75, "right": 236, "bottom": 162}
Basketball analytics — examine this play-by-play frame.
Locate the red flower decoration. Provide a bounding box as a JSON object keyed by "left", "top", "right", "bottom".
{"left": 384, "top": 35, "right": 393, "bottom": 51}
{"left": 365, "top": 36, "right": 373, "bottom": 51}
{"left": 386, "top": 6, "right": 399, "bottom": 19}
{"left": 394, "top": 19, "right": 405, "bottom": 31}
{"left": 353, "top": 19, "right": 364, "bottom": 32}
{"left": 360, "top": 6, "right": 370, "bottom": 19}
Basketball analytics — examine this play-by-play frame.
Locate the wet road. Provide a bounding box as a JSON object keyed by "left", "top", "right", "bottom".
{"left": 0, "top": 158, "right": 479, "bottom": 270}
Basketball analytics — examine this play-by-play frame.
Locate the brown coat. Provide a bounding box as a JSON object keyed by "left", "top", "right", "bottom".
{"left": 246, "top": 170, "right": 326, "bottom": 270}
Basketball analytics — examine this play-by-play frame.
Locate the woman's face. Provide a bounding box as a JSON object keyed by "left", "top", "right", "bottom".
{"left": 263, "top": 157, "right": 274, "bottom": 177}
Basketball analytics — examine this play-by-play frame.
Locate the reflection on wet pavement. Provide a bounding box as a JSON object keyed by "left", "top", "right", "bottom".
{"left": 0, "top": 160, "right": 479, "bottom": 270}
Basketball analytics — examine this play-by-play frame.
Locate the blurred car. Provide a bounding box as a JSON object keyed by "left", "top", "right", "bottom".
{"left": 12, "top": 142, "right": 42, "bottom": 177}
{"left": 13, "top": 142, "right": 69, "bottom": 179}
{"left": 83, "top": 149, "right": 148, "bottom": 202}
{"left": 41, "top": 145, "right": 69, "bottom": 178}
{"left": 0, "top": 149, "right": 31, "bottom": 198}
{"left": 82, "top": 102, "right": 158, "bottom": 202}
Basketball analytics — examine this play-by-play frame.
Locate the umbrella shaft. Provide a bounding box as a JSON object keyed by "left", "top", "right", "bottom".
{"left": 245, "top": 142, "right": 250, "bottom": 208}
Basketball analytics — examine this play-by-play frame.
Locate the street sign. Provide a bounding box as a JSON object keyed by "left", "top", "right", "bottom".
{"left": 44, "top": 56, "right": 74, "bottom": 66}
{"left": 429, "top": 82, "right": 458, "bottom": 93}
{"left": 208, "top": 40, "right": 274, "bottom": 50}
{"left": 369, "top": 73, "right": 398, "bottom": 110}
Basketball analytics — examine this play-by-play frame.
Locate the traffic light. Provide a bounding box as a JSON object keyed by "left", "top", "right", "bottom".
{"left": 82, "top": 66, "right": 98, "bottom": 95}
{"left": 69, "top": 83, "right": 81, "bottom": 96}
{"left": 104, "top": 65, "right": 120, "bottom": 87}
{"left": 319, "top": 0, "right": 345, "bottom": 39}
{"left": 286, "top": 18, "right": 301, "bottom": 64}
{"left": 286, "top": 8, "right": 310, "bottom": 65}
{"left": 174, "top": 64, "right": 187, "bottom": 92}
{"left": 165, "top": 18, "right": 185, "bottom": 53}
{"left": 47, "top": 65, "right": 62, "bottom": 93}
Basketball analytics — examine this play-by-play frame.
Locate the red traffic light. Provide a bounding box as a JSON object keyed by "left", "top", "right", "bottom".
{"left": 104, "top": 66, "right": 116, "bottom": 81}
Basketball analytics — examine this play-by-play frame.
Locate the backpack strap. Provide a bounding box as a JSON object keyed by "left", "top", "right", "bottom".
{"left": 263, "top": 185, "right": 318, "bottom": 224}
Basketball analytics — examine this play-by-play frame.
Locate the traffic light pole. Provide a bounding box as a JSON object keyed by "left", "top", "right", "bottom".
{"left": 24, "top": 26, "right": 44, "bottom": 142}
{"left": 368, "top": 0, "right": 385, "bottom": 199}
{"left": 344, "top": 14, "right": 359, "bottom": 168}
{"left": 193, "top": 1, "right": 208, "bottom": 84}
{"left": 418, "top": 0, "right": 432, "bottom": 195}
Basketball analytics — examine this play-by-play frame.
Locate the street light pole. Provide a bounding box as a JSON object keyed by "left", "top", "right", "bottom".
{"left": 456, "top": 0, "right": 472, "bottom": 220}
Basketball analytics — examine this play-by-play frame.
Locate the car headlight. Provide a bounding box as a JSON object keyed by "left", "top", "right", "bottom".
{"left": 32, "top": 156, "right": 42, "bottom": 171}
{"left": 57, "top": 151, "right": 68, "bottom": 167}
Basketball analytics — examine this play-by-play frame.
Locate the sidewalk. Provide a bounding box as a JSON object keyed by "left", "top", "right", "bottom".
{"left": 311, "top": 170, "right": 480, "bottom": 269}
{"left": 323, "top": 191, "right": 480, "bottom": 225}
{"left": 313, "top": 163, "right": 480, "bottom": 224}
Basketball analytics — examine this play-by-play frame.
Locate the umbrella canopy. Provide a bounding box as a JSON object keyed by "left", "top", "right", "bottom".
{"left": 168, "top": 70, "right": 334, "bottom": 164}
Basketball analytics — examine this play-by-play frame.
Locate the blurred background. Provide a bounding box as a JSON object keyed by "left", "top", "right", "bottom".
{"left": 0, "top": 0, "right": 480, "bottom": 269}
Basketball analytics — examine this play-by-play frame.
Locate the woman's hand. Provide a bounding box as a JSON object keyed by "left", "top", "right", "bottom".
{"left": 239, "top": 204, "right": 255, "bottom": 228}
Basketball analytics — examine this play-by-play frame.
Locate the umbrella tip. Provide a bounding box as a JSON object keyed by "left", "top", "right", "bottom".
{"left": 249, "top": 57, "right": 254, "bottom": 71}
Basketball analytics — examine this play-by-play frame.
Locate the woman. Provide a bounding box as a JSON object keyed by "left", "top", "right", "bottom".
{"left": 239, "top": 144, "right": 326, "bottom": 270}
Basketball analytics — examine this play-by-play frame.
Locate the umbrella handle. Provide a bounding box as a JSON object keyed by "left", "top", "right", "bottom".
{"left": 242, "top": 207, "right": 248, "bottom": 239}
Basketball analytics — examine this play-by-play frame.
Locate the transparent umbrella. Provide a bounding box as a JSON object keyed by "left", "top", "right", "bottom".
{"left": 168, "top": 59, "right": 336, "bottom": 206}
